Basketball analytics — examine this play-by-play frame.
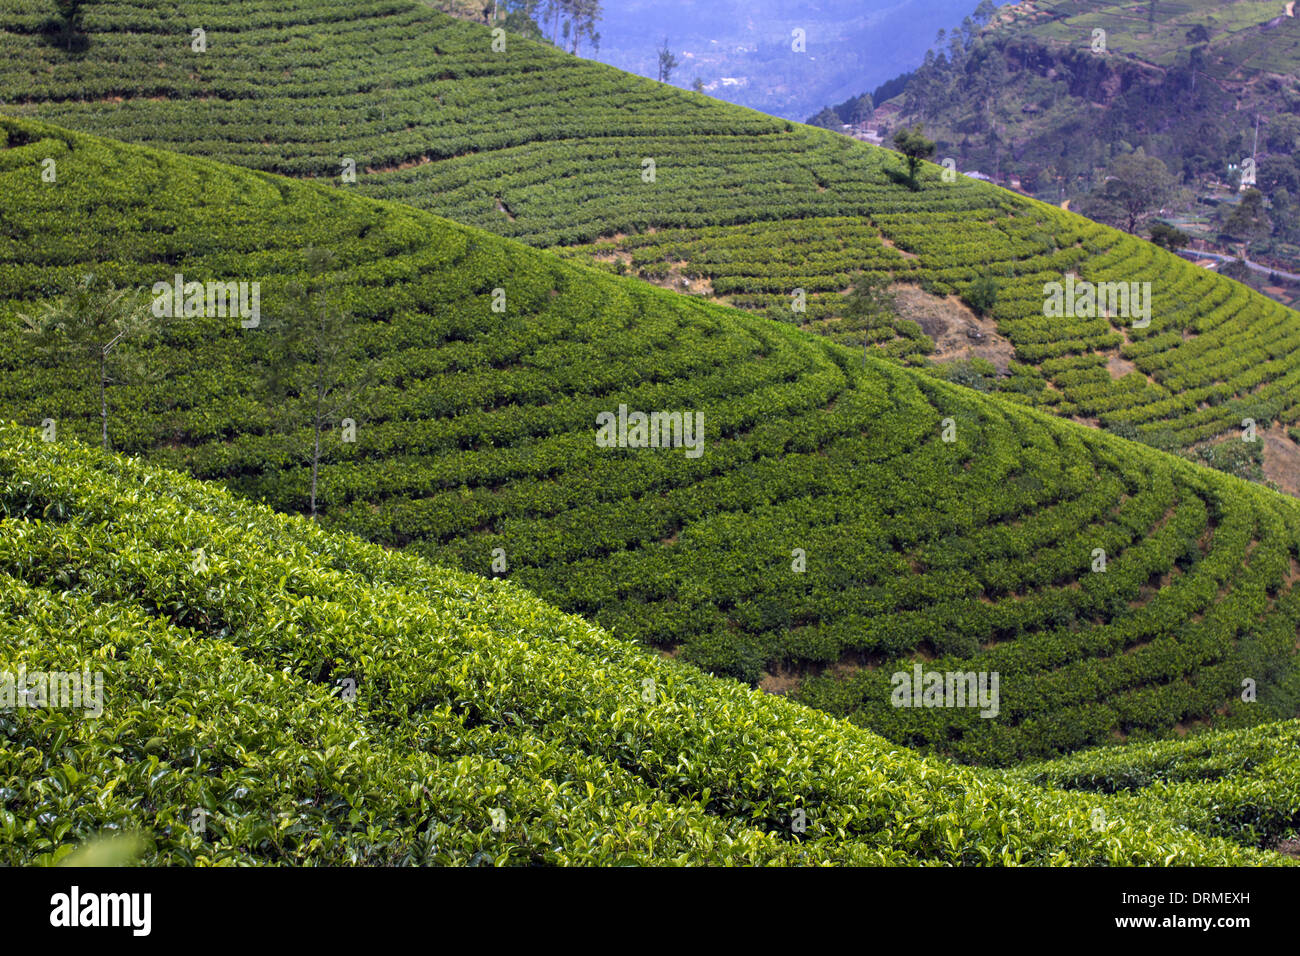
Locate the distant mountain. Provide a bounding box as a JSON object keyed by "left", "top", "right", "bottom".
{"left": 813, "top": 0, "right": 1300, "bottom": 293}
{"left": 881, "top": 0, "right": 1300, "bottom": 186}
{"left": 581, "top": 0, "right": 978, "bottom": 120}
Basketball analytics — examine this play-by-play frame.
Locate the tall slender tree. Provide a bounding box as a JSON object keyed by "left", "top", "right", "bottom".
{"left": 51, "top": 0, "right": 87, "bottom": 52}
{"left": 19, "top": 274, "right": 157, "bottom": 450}
{"left": 657, "top": 37, "right": 678, "bottom": 83}
{"left": 842, "top": 272, "right": 896, "bottom": 367}
{"left": 260, "top": 248, "right": 371, "bottom": 521}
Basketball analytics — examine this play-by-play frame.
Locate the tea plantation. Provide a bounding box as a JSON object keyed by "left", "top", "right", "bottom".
{"left": 3, "top": 0, "right": 1300, "bottom": 457}
{"left": 2, "top": 1, "right": 1300, "bottom": 868}
{"left": 0, "top": 422, "right": 1291, "bottom": 865}
{"left": 3, "top": 118, "right": 1300, "bottom": 770}
{"left": 1013, "top": 720, "right": 1300, "bottom": 852}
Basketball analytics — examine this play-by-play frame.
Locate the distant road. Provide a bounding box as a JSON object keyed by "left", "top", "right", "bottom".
{"left": 1176, "top": 248, "right": 1300, "bottom": 283}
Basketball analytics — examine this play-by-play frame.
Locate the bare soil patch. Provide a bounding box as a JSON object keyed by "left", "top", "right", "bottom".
{"left": 894, "top": 285, "right": 1016, "bottom": 373}
{"left": 1261, "top": 422, "right": 1300, "bottom": 497}
{"left": 878, "top": 235, "right": 919, "bottom": 259}
{"left": 1107, "top": 353, "right": 1139, "bottom": 378}
{"left": 756, "top": 646, "right": 898, "bottom": 698}
{"left": 758, "top": 665, "right": 802, "bottom": 696}
{"left": 637, "top": 262, "right": 716, "bottom": 297}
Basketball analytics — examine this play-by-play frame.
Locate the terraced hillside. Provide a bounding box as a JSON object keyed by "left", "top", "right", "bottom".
{"left": 4, "top": 117, "right": 1300, "bottom": 766}
{"left": 991, "top": 0, "right": 1300, "bottom": 76}
{"left": 5, "top": 423, "right": 1295, "bottom": 865}
{"left": 559, "top": 211, "right": 1300, "bottom": 455}
{"left": 870, "top": 1, "right": 1300, "bottom": 297}
{"left": 4, "top": 0, "right": 1300, "bottom": 464}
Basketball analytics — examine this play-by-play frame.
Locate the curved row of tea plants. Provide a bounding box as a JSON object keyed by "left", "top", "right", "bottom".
{"left": 567, "top": 213, "right": 1300, "bottom": 456}
{"left": 0, "top": 422, "right": 1285, "bottom": 865}
{"left": 1012, "top": 720, "right": 1300, "bottom": 852}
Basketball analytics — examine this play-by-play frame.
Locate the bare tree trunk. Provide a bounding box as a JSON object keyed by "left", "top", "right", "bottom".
{"left": 311, "top": 385, "right": 322, "bottom": 520}
{"left": 100, "top": 350, "right": 108, "bottom": 450}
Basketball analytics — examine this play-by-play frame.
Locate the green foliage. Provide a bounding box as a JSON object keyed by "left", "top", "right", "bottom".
{"left": 4, "top": 119, "right": 1300, "bottom": 768}
{"left": 259, "top": 246, "right": 372, "bottom": 519}
{"left": 882, "top": 0, "right": 1300, "bottom": 200}
{"left": 892, "top": 124, "right": 936, "bottom": 186}
{"left": 1017, "top": 721, "right": 1300, "bottom": 851}
{"left": 58, "top": 832, "right": 147, "bottom": 867}
{"left": 808, "top": 107, "right": 841, "bottom": 131}
{"left": 962, "top": 276, "right": 998, "bottom": 317}
{"left": 841, "top": 271, "right": 907, "bottom": 356}
{"left": 0, "top": 422, "right": 1286, "bottom": 866}
{"left": 16, "top": 273, "right": 160, "bottom": 450}
{"left": 1, "top": 3, "right": 1298, "bottom": 459}
{"left": 1184, "top": 436, "right": 1266, "bottom": 485}
{"left": 843, "top": 271, "right": 895, "bottom": 324}
{"left": 0, "top": 4, "right": 1296, "bottom": 863}
{"left": 1220, "top": 189, "right": 1271, "bottom": 244}
{"left": 1082, "top": 149, "right": 1177, "bottom": 235}
{"left": 1148, "top": 222, "right": 1189, "bottom": 252}
{"left": 656, "top": 36, "right": 677, "bottom": 84}
{"left": 936, "top": 357, "right": 997, "bottom": 393}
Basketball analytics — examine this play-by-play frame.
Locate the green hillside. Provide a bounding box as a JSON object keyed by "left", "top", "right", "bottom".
{"left": 874, "top": 2, "right": 1300, "bottom": 292}
{"left": 1, "top": 422, "right": 1294, "bottom": 865}
{"left": 4, "top": 1, "right": 1300, "bottom": 466}
{"left": 993, "top": 0, "right": 1300, "bottom": 75}
{"left": 4, "top": 117, "right": 1300, "bottom": 767}
{"left": 886, "top": 0, "right": 1300, "bottom": 179}
{"left": 1014, "top": 719, "right": 1300, "bottom": 852}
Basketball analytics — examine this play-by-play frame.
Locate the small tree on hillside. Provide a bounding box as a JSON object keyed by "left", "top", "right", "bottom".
{"left": 847, "top": 93, "right": 873, "bottom": 126}
{"left": 843, "top": 272, "right": 896, "bottom": 366}
{"left": 657, "top": 37, "right": 678, "bottom": 83}
{"left": 500, "top": 1, "right": 546, "bottom": 40}
{"left": 260, "top": 247, "right": 371, "bottom": 521}
{"left": 893, "top": 125, "right": 936, "bottom": 188}
{"left": 50, "top": 0, "right": 87, "bottom": 52}
{"left": 1083, "top": 149, "right": 1177, "bottom": 234}
{"left": 963, "top": 276, "right": 999, "bottom": 317}
{"left": 1220, "top": 188, "right": 1271, "bottom": 244}
{"left": 1220, "top": 257, "right": 1263, "bottom": 292}
{"left": 809, "top": 107, "right": 842, "bottom": 130}
{"left": 19, "top": 274, "right": 158, "bottom": 450}
{"left": 1148, "top": 222, "right": 1189, "bottom": 252}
